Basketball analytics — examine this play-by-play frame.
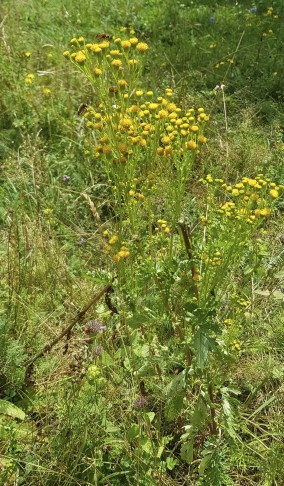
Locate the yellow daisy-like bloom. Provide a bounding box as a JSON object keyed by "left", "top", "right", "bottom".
{"left": 247, "top": 178, "right": 257, "bottom": 187}
{"left": 161, "top": 136, "right": 171, "bottom": 145}
{"left": 129, "top": 37, "right": 139, "bottom": 45}
{"left": 42, "top": 87, "right": 51, "bottom": 95}
{"left": 197, "top": 135, "right": 207, "bottom": 143}
{"left": 117, "top": 79, "right": 127, "bottom": 87}
{"left": 25, "top": 51, "right": 31, "bottom": 58}
{"left": 70, "top": 38, "right": 77, "bottom": 44}
{"left": 109, "top": 235, "right": 119, "bottom": 245}
{"left": 190, "top": 125, "right": 199, "bottom": 132}
{"left": 136, "top": 42, "right": 149, "bottom": 52}
{"left": 121, "top": 40, "right": 131, "bottom": 49}
{"left": 158, "top": 109, "right": 169, "bottom": 119}
{"left": 111, "top": 59, "right": 123, "bottom": 68}
{"left": 135, "top": 90, "right": 144, "bottom": 97}
{"left": 167, "top": 103, "right": 177, "bottom": 113}
{"left": 93, "top": 67, "right": 102, "bottom": 75}
{"left": 128, "top": 59, "right": 138, "bottom": 66}
{"left": 63, "top": 50, "right": 71, "bottom": 57}
{"left": 102, "top": 145, "right": 112, "bottom": 154}
{"left": 110, "top": 49, "right": 121, "bottom": 56}
{"left": 156, "top": 147, "right": 164, "bottom": 155}
{"left": 120, "top": 117, "right": 132, "bottom": 126}
{"left": 98, "top": 41, "right": 110, "bottom": 49}
{"left": 25, "top": 73, "right": 35, "bottom": 84}
{"left": 185, "top": 140, "right": 197, "bottom": 150}
{"left": 270, "top": 189, "right": 279, "bottom": 198}
{"left": 164, "top": 145, "right": 173, "bottom": 155}
{"left": 75, "top": 51, "right": 86, "bottom": 63}
{"left": 90, "top": 44, "right": 102, "bottom": 53}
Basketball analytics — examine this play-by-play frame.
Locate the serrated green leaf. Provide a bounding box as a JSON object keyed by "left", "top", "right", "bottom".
{"left": 136, "top": 363, "right": 156, "bottom": 377}
{"left": 199, "top": 450, "right": 213, "bottom": 476}
{"left": 164, "top": 394, "right": 185, "bottom": 420}
{"left": 126, "top": 424, "right": 140, "bottom": 441}
{"left": 0, "top": 400, "right": 25, "bottom": 420}
{"left": 127, "top": 313, "right": 149, "bottom": 329}
{"left": 192, "top": 395, "right": 208, "bottom": 429}
{"left": 166, "top": 456, "right": 179, "bottom": 470}
{"left": 192, "top": 327, "right": 213, "bottom": 369}
{"left": 145, "top": 412, "right": 155, "bottom": 423}
{"left": 166, "top": 370, "right": 186, "bottom": 397}
{"left": 140, "top": 436, "right": 152, "bottom": 454}
{"left": 181, "top": 438, "right": 194, "bottom": 464}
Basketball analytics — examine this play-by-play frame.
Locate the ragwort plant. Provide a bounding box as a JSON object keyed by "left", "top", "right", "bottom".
{"left": 60, "top": 29, "right": 283, "bottom": 483}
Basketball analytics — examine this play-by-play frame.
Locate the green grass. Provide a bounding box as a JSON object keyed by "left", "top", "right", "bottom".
{"left": 1, "top": 0, "right": 284, "bottom": 484}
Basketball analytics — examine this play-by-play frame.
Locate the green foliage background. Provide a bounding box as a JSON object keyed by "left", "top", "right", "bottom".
{"left": 0, "top": 0, "right": 284, "bottom": 484}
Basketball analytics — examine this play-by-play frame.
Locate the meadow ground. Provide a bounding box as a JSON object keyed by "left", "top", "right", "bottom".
{"left": 0, "top": 0, "right": 284, "bottom": 484}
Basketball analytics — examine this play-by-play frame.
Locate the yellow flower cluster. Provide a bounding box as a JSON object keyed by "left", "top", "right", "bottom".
{"left": 231, "top": 340, "right": 241, "bottom": 351}
{"left": 103, "top": 232, "right": 131, "bottom": 262}
{"left": 155, "top": 219, "right": 170, "bottom": 234}
{"left": 25, "top": 73, "right": 35, "bottom": 84}
{"left": 201, "top": 250, "right": 222, "bottom": 266}
{"left": 112, "top": 245, "right": 131, "bottom": 262}
{"left": 86, "top": 99, "right": 209, "bottom": 160}
{"left": 63, "top": 33, "right": 148, "bottom": 71}
{"left": 200, "top": 174, "right": 281, "bottom": 224}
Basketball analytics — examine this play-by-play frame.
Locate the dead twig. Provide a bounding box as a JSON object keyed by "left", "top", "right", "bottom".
{"left": 25, "top": 283, "right": 112, "bottom": 383}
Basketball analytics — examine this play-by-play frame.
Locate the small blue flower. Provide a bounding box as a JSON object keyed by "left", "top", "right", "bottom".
{"left": 209, "top": 16, "right": 216, "bottom": 23}
{"left": 250, "top": 7, "right": 257, "bottom": 13}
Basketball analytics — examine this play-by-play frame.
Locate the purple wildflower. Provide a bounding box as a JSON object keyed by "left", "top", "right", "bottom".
{"left": 133, "top": 396, "right": 148, "bottom": 409}
{"left": 62, "top": 175, "right": 71, "bottom": 183}
{"left": 92, "top": 345, "right": 104, "bottom": 357}
{"left": 85, "top": 320, "right": 106, "bottom": 334}
{"left": 250, "top": 7, "right": 257, "bottom": 13}
{"left": 77, "top": 237, "right": 85, "bottom": 246}
{"left": 209, "top": 17, "right": 215, "bottom": 23}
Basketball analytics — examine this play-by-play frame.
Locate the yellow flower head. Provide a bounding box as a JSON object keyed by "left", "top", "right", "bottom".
{"left": 117, "top": 79, "right": 127, "bottom": 87}
{"left": 110, "top": 49, "right": 121, "bottom": 56}
{"left": 75, "top": 51, "right": 86, "bottom": 63}
{"left": 185, "top": 140, "right": 197, "bottom": 150}
{"left": 109, "top": 235, "right": 119, "bottom": 245}
{"left": 121, "top": 40, "right": 131, "bottom": 49}
{"left": 90, "top": 44, "right": 102, "bottom": 53}
{"left": 111, "top": 59, "right": 123, "bottom": 68}
{"left": 98, "top": 41, "right": 110, "bottom": 49}
{"left": 136, "top": 42, "right": 149, "bottom": 52}
{"left": 270, "top": 189, "right": 279, "bottom": 198}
